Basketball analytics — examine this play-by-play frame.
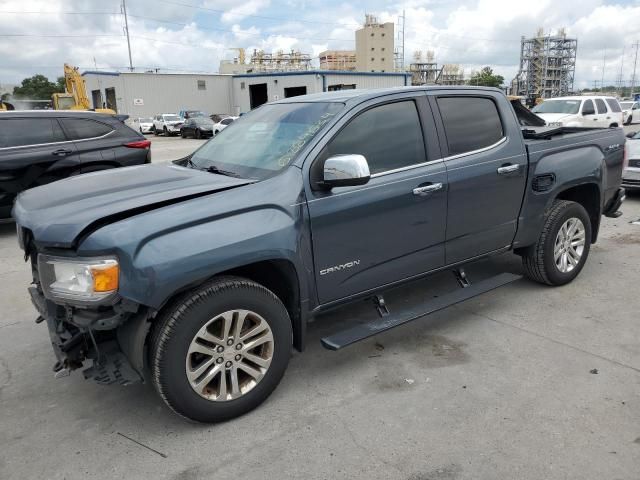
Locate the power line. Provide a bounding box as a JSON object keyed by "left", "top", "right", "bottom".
{"left": 0, "top": 33, "right": 123, "bottom": 37}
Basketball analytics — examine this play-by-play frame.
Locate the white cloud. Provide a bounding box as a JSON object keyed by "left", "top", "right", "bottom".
{"left": 220, "top": 0, "right": 271, "bottom": 23}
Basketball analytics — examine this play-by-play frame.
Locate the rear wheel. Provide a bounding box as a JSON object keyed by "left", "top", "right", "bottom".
{"left": 521, "top": 200, "right": 591, "bottom": 286}
{"left": 153, "top": 126, "right": 159, "bottom": 136}
{"left": 195, "top": 129, "right": 201, "bottom": 139}
{"left": 626, "top": 115, "right": 633, "bottom": 125}
{"left": 163, "top": 126, "right": 169, "bottom": 136}
{"left": 150, "top": 277, "right": 292, "bottom": 422}
{"left": 181, "top": 130, "right": 186, "bottom": 138}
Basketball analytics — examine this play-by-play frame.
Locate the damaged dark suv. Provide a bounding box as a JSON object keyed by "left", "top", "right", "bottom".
{"left": 13, "top": 87, "right": 625, "bottom": 422}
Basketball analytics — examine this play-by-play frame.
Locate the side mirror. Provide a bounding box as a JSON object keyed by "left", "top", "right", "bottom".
{"left": 322, "top": 154, "right": 371, "bottom": 188}
{"left": 582, "top": 107, "right": 595, "bottom": 116}
{"left": 626, "top": 131, "right": 637, "bottom": 138}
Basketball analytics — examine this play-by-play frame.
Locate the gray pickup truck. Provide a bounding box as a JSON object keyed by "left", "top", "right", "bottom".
{"left": 13, "top": 87, "right": 625, "bottom": 422}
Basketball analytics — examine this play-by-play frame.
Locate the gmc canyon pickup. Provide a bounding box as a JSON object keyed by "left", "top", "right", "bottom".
{"left": 13, "top": 87, "right": 626, "bottom": 422}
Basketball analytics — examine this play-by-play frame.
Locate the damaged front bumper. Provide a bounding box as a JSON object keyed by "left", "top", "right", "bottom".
{"left": 29, "top": 286, "right": 150, "bottom": 386}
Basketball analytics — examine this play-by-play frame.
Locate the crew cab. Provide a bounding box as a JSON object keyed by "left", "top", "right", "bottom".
{"left": 13, "top": 87, "right": 625, "bottom": 422}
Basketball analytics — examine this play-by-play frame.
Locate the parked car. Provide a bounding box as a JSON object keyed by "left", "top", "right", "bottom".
{"left": 152, "top": 114, "right": 184, "bottom": 136}
{"left": 180, "top": 117, "right": 215, "bottom": 139}
{"left": 212, "top": 116, "right": 238, "bottom": 135}
{"left": 623, "top": 131, "right": 640, "bottom": 189}
{"left": 0, "top": 110, "right": 150, "bottom": 221}
{"left": 13, "top": 87, "right": 625, "bottom": 422}
{"left": 132, "top": 117, "right": 154, "bottom": 134}
{"left": 532, "top": 96, "right": 623, "bottom": 128}
{"left": 179, "top": 110, "right": 207, "bottom": 120}
{"left": 620, "top": 101, "right": 640, "bottom": 125}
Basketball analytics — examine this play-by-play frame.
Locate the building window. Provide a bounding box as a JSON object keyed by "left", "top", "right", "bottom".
{"left": 371, "top": 57, "right": 375, "bottom": 61}
{"left": 382, "top": 33, "right": 385, "bottom": 37}
{"left": 371, "top": 47, "right": 375, "bottom": 51}
{"left": 197, "top": 80, "right": 206, "bottom": 90}
{"left": 370, "top": 33, "right": 374, "bottom": 37}
{"left": 381, "top": 58, "right": 385, "bottom": 61}
{"left": 381, "top": 47, "right": 385, "bottom": 51}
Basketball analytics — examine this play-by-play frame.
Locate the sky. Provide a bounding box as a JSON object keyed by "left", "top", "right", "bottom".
{"left": 1, "top": 0, "right": 640, "bottom": 90}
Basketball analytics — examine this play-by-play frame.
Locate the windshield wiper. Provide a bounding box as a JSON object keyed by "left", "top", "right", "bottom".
{"left": 202, "top": 165, "right": 242, "bottom": 178}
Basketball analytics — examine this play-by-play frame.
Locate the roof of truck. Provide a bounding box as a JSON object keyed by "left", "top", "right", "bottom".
{"left": 273, "top": 85, "right": 503, "bottom": 104}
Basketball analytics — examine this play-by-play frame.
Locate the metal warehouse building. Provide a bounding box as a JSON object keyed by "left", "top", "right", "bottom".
{"left": 82, "top": 70, "right": 411, "bottom": 118}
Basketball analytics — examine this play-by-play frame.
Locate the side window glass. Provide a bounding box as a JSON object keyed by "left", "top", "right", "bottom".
{"left": 319, "top": 100, "right": 426, "bottom": 176}
{"left": 0, "top": 118, "right": 66, "bottom": 148}
{"left": 583, "top": 99, "right": 595, "bottom": 114}
{"left": 595, "top": 98, "right": 607, "bottom": 114}
{"left": 605, "top": 98, "right": 621, "bottom": 113}
{"left": 60, "top": 118, "right": 113, "bottom": 140}
{"left": 437, "top": 96, "right": 504, "bottom": 155}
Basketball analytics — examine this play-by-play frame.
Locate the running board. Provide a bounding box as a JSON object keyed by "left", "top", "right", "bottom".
{"left": 320, "top": 272, "right": 521, "bottom": 351}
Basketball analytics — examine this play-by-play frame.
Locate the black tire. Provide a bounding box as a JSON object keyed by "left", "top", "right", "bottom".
{"left": 214, "top": 130, "right": 219, "bottom": 136}
{"left": 181, "top": 130, "right": 186, "bottom": 138}
{"left": 163, "top": 126, "right": 169, "bottom": 136}
{"left": 521, "top": 200, "right": 591, "bottom": 286}
{"left": 150, "top": 276, "right": 292, "bottom": 422}
{"left": 626, "top": 115, "right": 632, "bottom": 125}
{"left": 195, "top": 129, "right": 201, "bottom": 139}
{"left": 153, "top": 126, "right": 159, "bottom": 136}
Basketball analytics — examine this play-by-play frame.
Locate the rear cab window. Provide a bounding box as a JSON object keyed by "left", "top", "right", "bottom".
{"left": 0, "top": 118, "right": 66, "bottom": 148}
{"left": 59, "top": 118, "right": 113, "bottom": 140}
{"left": 436, "top": 96, "right": 504, "bottom": 155}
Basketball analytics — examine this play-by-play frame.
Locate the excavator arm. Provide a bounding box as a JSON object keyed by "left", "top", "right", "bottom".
{"left": 52, "top": 63, "right": 115, "bottom": 114}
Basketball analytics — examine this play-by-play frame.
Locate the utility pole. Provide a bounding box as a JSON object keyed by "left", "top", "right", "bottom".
{"left": 601, "top": 49, "right": 606, "bottom": 91}
{"left": 617, "top": 46, "right": 625, "bottom": 96}
{"left": 122, "top": 0, "right": 134, "bottom": 71}
{"left": 631, "top": 41, "right": 639, "bottom": 96}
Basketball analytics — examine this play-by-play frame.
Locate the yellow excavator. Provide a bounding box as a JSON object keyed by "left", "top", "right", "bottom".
{"left": 52, "top": 63, "right": 115, "bottom": 114}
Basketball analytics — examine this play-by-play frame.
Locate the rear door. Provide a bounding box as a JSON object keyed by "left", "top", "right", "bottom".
{"left": 59, "top": 117, "right": 119, "bottom": 170}
{"left": 431, "top": 93, "right": 527, "bottom": 264}
{"left": 306, "top": 94, "right": 448, "bottom": 304}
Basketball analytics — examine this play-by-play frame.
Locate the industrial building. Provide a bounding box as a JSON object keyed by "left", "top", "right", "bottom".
{"left": 513, "top": 28, "right": 577, "bottom": 103}
{"left": 409, "top": 51, "right": 465, "bottom": 86}
{"left": 355, "top": 14, "right": 395, "bottom": 72}
{"left": 82, "top": 70, "right": 411, "bottom": 117}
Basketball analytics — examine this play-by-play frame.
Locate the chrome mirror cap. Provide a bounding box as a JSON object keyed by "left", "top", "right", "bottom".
{"left": 323, "top": 154, "right": 371, "bottom": 188}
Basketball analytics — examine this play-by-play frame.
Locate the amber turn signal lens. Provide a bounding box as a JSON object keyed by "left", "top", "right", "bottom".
{"left": 91, "top": 264, "right": 119, "bottom": 292}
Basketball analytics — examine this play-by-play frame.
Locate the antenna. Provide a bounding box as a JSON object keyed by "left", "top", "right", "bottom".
{"left": 122, "top": 0, "right": 134, "bottom": 71}
{"left": 631, "top": 41, "right": 639, "bottom": 95}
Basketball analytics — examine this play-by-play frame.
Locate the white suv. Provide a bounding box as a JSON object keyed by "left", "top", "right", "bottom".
{"left": 153, "top": 114, "right": 184, "bottom": 136}
{"left": 532, "top": 96, "right": 623, "bottom": 128}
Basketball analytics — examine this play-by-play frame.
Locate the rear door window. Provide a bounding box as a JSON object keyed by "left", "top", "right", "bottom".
{"left": 595, "top": 98, "right": 608, "bottom": 114}
{"left": 606, "top": 98, "right": 622, "bottom": 113}
{"left": 59, "top": 118, "right": 113, "bottom": 140}
{"left": 437, "top": 96, "right": 504, "bottom": 156}
{"left": 0, "top": 118, "right": 66, "bottom": 148}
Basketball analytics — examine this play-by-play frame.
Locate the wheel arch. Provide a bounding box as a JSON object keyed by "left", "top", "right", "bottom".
{"left": 553, "top": 182, "right": 601, "bottom": 243}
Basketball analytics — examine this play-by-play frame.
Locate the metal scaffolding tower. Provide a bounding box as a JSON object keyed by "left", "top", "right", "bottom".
{"left": 515, "top": 28, "right": 577, "bottom": 103}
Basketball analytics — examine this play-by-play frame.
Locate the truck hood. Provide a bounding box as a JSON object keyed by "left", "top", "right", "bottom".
{"left": 13, "top": 163, "right": 254, "bottom": 248}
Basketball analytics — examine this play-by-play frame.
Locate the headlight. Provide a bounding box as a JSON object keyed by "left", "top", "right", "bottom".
{"left": 38, "top": 255, "right": 119, "bottom": 303}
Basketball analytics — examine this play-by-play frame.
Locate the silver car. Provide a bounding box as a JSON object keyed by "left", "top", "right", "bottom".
{"left": 624, "top": 132, "right": 640, "bottom": 190}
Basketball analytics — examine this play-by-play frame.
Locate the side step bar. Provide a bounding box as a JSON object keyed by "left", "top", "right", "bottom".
{"left": 321, "top": 272, "right": 521, "bottom": 351}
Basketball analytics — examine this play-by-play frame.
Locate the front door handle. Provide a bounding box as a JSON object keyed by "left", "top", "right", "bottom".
{"left": 497, "top": 164, "right": 520, "bottom": 175}
{"left": 52, "top": 149, "right": 73, "bottom": 156}
{"left": 413, "top": 183, "right": 443, "bottom": 196}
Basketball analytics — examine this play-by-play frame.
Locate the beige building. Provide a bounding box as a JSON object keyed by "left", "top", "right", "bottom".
{"left": 319, "top": 50, "right": 357, "bottom": 71}
{"left": 355, "top": 14, "right": 394, "bottom": 72}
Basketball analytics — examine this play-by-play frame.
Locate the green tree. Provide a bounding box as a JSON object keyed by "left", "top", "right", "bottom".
{"left": 12, "top": 74, "right": 65, "bottom": 99}
{"left": 468, "top": 67, "right": 504, "bottom": 88}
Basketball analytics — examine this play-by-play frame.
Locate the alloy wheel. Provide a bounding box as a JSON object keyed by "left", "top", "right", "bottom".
{"left": 553, "top": 217, "right": 586, "bottom": 273}
{"left": 185, "top": 309, "right": 274, "bottom": 402}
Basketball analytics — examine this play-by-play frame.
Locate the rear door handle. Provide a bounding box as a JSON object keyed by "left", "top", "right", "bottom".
{"left": 497, "top": 164, "right": 520, "bottom": 175}
{"left": 52, "top": 149, "right": 73, "bottom": 156}
{"left": 413, "top": 183, "right": 443, "bottom": 196}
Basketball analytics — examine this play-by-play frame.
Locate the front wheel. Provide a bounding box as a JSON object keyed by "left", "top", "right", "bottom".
{"left": 150, "top": 277, "right": 292, "bottom": 422}
{"left": 195, "top": 129, "right": 201, "bottom": 139}
{"left": 626, "top": 115, "right": 633, "bottom": 125}
{"left": 521, "top": 200, "right": 591, "bottom": 286}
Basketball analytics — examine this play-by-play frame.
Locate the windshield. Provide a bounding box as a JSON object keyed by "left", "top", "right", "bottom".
{"left": 532, "top": 100, "right": 581, "bottom": 115}
{"left": 163, "top": 115, "right": 182, "bottom": 121}
{"left": 188, "top": 111, "right": 206, "bottom": 117}
{"left": 140, "top": 117, "right": 153, "bottom": 123}
{"left": 620, "top": 102, "right": 633, "bottom": 109}
{"left": 190, "top": 102, "right": 343, "bottom": 179}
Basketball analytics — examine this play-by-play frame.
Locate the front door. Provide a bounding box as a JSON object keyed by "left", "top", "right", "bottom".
{"left": 432, "top": 94, "right": 527, "bottom": 264}
{"left": 306, "top": 96, "right": 448, "bottom": 304}
{"left": 581, "top": 99, "right": 599, "bottom": 126}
